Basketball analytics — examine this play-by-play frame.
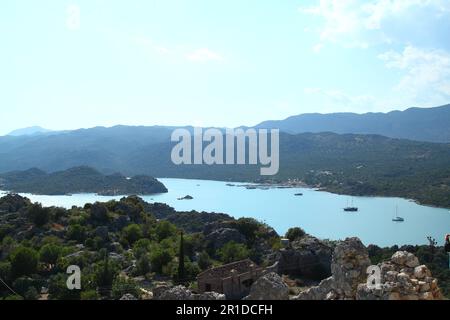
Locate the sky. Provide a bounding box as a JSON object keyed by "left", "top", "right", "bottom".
{"left": 1, "top": 0, "right": 450, "bottom": 135}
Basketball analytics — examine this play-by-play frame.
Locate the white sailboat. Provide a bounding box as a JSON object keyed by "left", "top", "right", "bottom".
{"left": 392, "top": 206, "right": 405, "bottom": 222}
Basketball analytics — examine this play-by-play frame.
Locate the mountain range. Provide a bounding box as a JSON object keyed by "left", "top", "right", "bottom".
{"left": 7, "top": 126, "right": 54, "bottom": 137}
{"left": 255, "top": 104, "right": 450, "bottom": 143}
{"left": 1, "top": 104, "right": 450, "bottom": 207}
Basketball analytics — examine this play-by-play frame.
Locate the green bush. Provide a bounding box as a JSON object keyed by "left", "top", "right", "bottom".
{"left": 27, "top": 204, "right": 50, "bottom": 227}
{"left": 111, "top": 276, "right": 140, "bottom": 300}
{"left": 218, "top": 242, "right": 250, "bottom": 264}
{"left": 150, "top": 247, "right": 173, "bottom": 274}
{"left": 10, "top": 246, "right": 38, "bottom": 278}
{"left": 285, "top": 227, "right": 306, "bottom": 242}
{"left": 39, "top": 243, "right": 62, "bottom": 265}
{"left": 122, "top": 224, "right": 143, "bottom": 246}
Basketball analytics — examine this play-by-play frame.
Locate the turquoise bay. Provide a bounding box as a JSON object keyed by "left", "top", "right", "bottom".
{"left": 2, "top": 178, "right": 450, "bottom": 247}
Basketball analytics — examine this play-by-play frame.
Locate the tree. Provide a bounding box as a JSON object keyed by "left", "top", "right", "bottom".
{"left": 67, "top": 224, "right": 87, "bottom": 242}
{"left": 136, "top": 254, "right": 151, "bottom": 276}
{"left": 132, "top": 239, "right": 151, "bottom": 259}
{"left": 155, "top": 221, "right": 177, "bottom": 241}
{"left": 150, "top": 246, "right": 173, "bottom": 274}
{"left": 90, "top": 203, "right": 109, "bottom": 224}
{"left": 48, "top": 273, "right": 81, "bottom": 300}
{"left": 235, "top": 218, "right": 260, "bottom": 243}
{"left": 285, "top": 227, "right": 306, "bottom": 242}
{"left": 27, "top": 203, "right": 50, "bottom": 227}
{"left": 111, "top": 276, "right": 140, "bottom": 300}
{"left": 10, "top": 246, "right": 38, "bottom": 278}
{"left": 94, "top": 250, "right": 119, "bottom": 295}
{"left": 197, "top": 251, "right": 212, "bottom": 271}
{"left": 39, "top": 243, "right": 62, "bottom": 265}
{"left": 218, "top": 242, "right": 250, "bottom": 264}
{"left": 122, "top": 224, "right": 143, "bottom": 246}
{"left": 177, "top": 232, "right": 185, "bottom": 283}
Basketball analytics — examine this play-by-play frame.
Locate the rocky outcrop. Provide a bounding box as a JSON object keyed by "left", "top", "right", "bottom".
{"left": 153, "top": 285, "right": 225, "bottom": 300}
{"left": 244, "top": 272, "right": 289, "bottom": 300}
{"left": 331, "top": 237, "right": 372, "bottom": 299}
{"left": 272, "top": 235, "right": 332, "bottom": 280}
{"left": 155, "top": 285, "right": 193, "bottom": 300}
{"left": 356, "top": 251, "right": 443, "bottom": 300}
{"left": 193, "top": 292, "right": 226, "bottom": 300}
{"left": 293, "top": 237, "right": 371, "bottom": 300}
{"left": 205, "top": 228, "right": 246, "bottom": 250}
{"left": 292, "top": 240, "right": 444, "bottom": 301}
{"left": 120, "top": 294, "right": 137, "bottom": 300}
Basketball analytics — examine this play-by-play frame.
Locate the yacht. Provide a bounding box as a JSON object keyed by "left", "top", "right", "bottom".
{"left": 392, "top": 206, "right": 405, "bottom": 222}
{"left": 344, "top": 198, "right": 358, "bottom": 212}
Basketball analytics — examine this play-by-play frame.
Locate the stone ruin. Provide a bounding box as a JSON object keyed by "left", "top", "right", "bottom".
{"left": 292, "top": 237, "right": 443, "bottom": 300}
{"left": 357, "top": 251, "right": 443, "bottom": 300}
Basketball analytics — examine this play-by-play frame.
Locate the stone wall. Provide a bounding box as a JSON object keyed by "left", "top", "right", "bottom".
{"left": 357, "top": 251, "right": 443, "bottom": 300}
{"left": 292, "top": 238, "right": 444, "bottom": 300}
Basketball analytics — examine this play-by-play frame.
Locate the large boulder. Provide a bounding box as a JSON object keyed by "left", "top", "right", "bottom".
{"left": 244, "top": 272, "right": 289, "bottom": 300}
{"left": 153, "top": 285, "right": 225, "bottom": 301}
{"left": 356, "top": 251, "right": 443, "bottom": 300}
{"left": 154, "top": 285, "right": 193, "bottom": 300}
{"left": 193, "top": 292, "right": 226, "bottom": 300}
{"left": 274, "top": 235, "right": 332, "bottom": 280}
{"left": 293, "top": 237, "right": 371, "bottom": 300}
{"left": 331, "top": 237, "right": 372, "bottom": 299}
{"left": 119, "top": 294, "right": 137, "bottom": 300}
{"left": 205, "top": 228, "right": 246, "bottom": 250}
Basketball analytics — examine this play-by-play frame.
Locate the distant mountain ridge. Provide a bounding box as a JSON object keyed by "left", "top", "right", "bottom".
{"left": 255, "top": 104, "right": 450, "bottom": 143}
{"left": 1, "top": 127, "right": 450, "bottom": 207}
{"left": 7, "top": 126, "right": 53, "bottom": 136}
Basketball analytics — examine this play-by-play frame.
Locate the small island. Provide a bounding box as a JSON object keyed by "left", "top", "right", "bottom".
{"left": 177, "top": 195, "right": 194, "bottom": 200}
{"left": 0, "top": 166, "right": 168, "bottom": 196}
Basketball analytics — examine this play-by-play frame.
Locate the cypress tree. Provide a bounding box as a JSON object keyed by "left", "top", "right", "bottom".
{"left": 178, "top": 231, "right": 185, "bottom": 283}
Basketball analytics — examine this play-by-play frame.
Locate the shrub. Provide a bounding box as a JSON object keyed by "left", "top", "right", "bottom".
{"left": 122, "top": 224, "right": 143, "bottom": 246}
{"left": 285, "top": 227, "right": 306, "bottom": 242}
{"left": 27, "top": 204, "right": 50, "bottom": 227}
{"left": 39, "top": 243, "right": 62, "bottom": 265}
{"left": 218, "top": 242, "right": 250, "bottom": 264}
{"left": 111, "top": 276, "right": 140, "bottom": 300}
{"left": 10, "top": 246, "right": 38, "bottom": 278}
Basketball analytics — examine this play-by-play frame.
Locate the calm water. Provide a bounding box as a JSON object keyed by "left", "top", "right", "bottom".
{"left": 2, "top": 178, "right": 450, "bottom": 247}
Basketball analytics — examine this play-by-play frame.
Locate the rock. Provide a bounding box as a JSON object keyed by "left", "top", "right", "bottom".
{"left": 419, "top": 292, "right": 434, "bottom": 300}
{"left": 193, "top": 292, "right": 226, "bottom": 300}
{"left": 244, "top": 273, "right": 289, "bottom": 300}
{"left": 155, "top": 285, "right": 193, "bottom": 300}
{"left": 152, "top": 284, "right": 171, "bottom": 299}
{"left": 293, "top": 277, "right": 335, "bottom": 300}
{"left": 391, "top": 251, "right": 408, "bottom": 265}
{"left": 120, "top": 294, "right": 137, "bottom": 300}
{"left": 356, "top": 251, "right": 443, "bottom": 300}
{"left": 331, "top": 237, "right": 371, "bottom": 299}
{"left": 275, "top": 235, "right": 332, "bottom": 280}
{"left": 405, "top": 255, "right": 420, "bottom": 268}
{"left": 293, "top": 237, "right": 370, "bottom": 300}
{"left": 414, "top": 265, "right": 431, "bottom": 280}
{"left": 391, "top": 251, "right": 419, "bottom": 268}
{"left": 205, "top": 228, "right": 246, "bottom": 250}
{"left": 153, "top": 285, "right": 225, "bottom": 301}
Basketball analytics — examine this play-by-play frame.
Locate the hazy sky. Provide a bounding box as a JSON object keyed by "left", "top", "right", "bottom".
{"left": 1, "top": 0, "right": 450, "bottom": 134}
